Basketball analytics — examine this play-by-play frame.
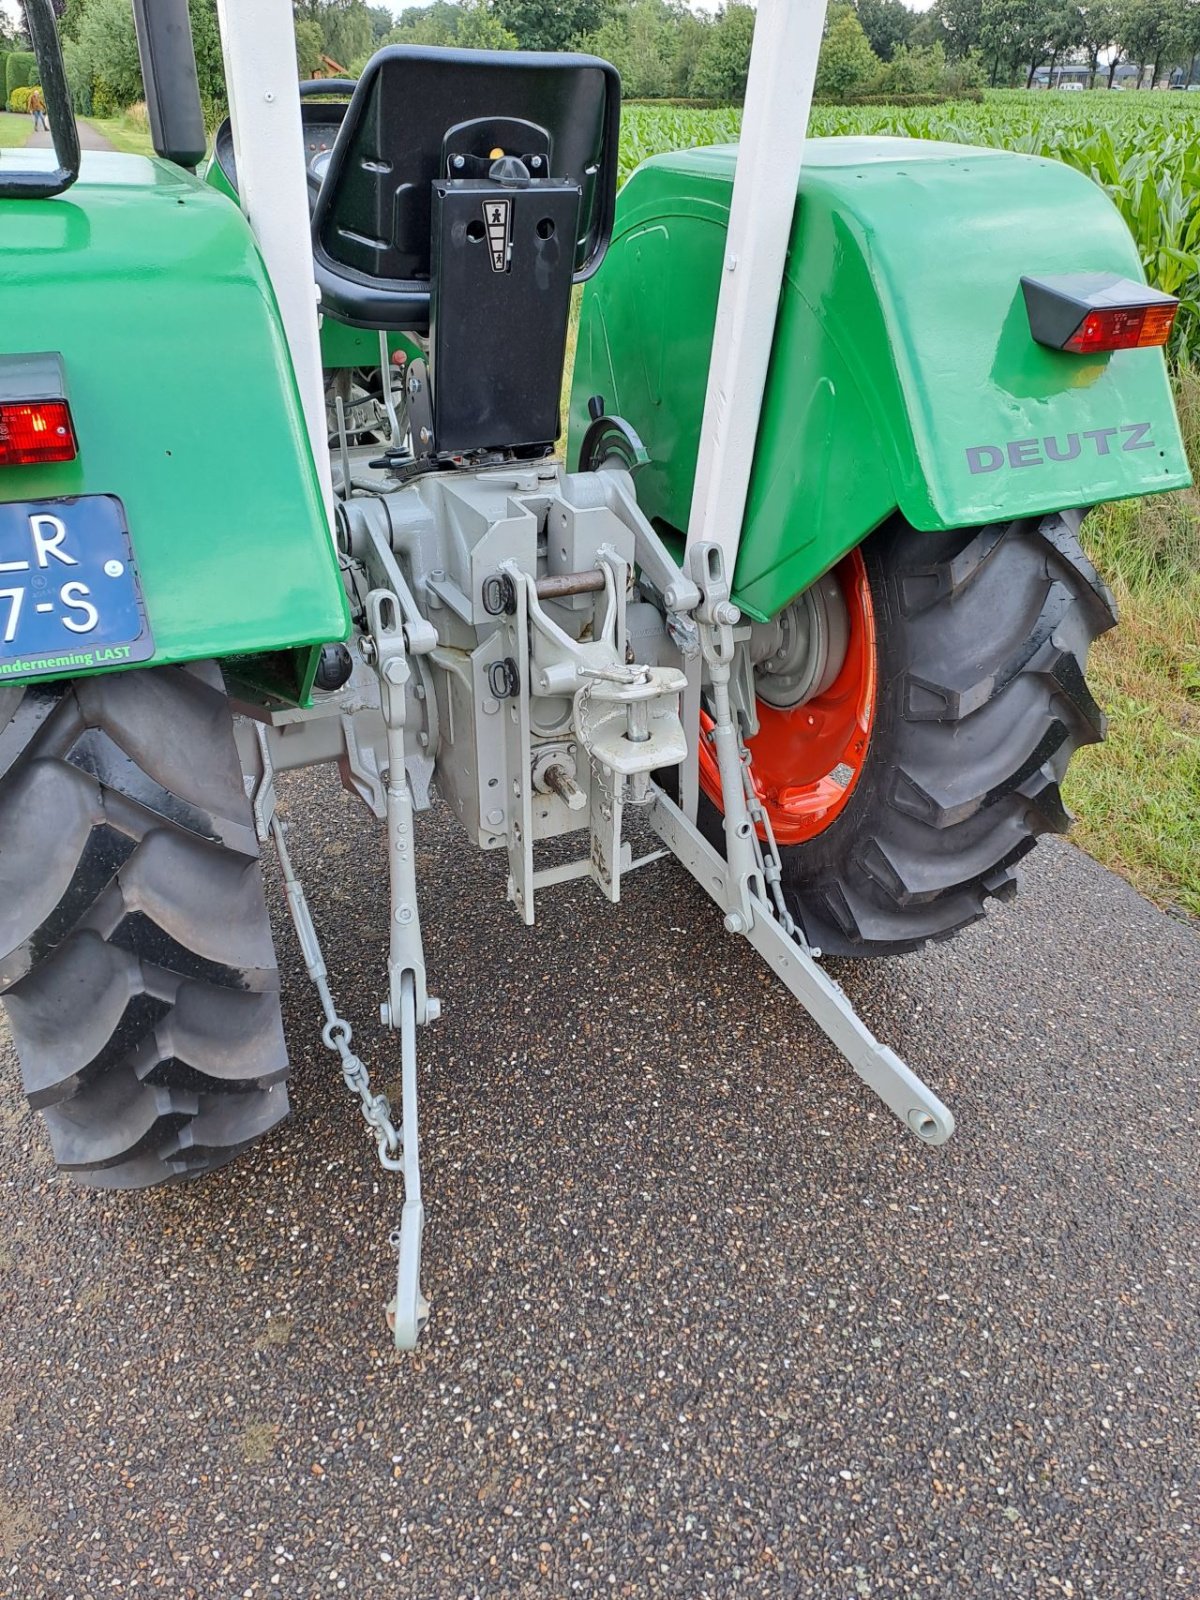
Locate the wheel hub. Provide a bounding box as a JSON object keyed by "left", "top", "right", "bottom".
{"left": 698, "top": 550, "right": 878, "bottom": 846}
{"left": 749, "top": 570, "right": 849, "bottom": 709}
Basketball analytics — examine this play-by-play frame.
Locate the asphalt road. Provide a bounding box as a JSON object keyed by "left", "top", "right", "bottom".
{"left": 26, "top": 122, "right": 114, "bottom": 152}
{"left": 0, "top": 765, "right": 1197, "bottom": 1599}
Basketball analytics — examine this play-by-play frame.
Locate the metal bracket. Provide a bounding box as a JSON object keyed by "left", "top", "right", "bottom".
{"left": 648, "top": 786, "right": 955, "bottom": 1144}
{"left": 386, "top": 970, "right": 429, "bottom": 1351}
{"left": 365, "top": 588, "right": 435, "bottom": 1030}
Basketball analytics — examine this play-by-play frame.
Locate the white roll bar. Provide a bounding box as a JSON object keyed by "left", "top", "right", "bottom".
{"left": 214, "top": 0, "right": 334, "bottom": 524}
{"left": 686, "top": 0, "right": 828, "bottom": 574}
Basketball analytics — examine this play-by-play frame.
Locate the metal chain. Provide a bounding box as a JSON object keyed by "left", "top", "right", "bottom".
{"left": 735, "top": 727, "right": 797, "bottom": 939}
{"left": 270, "top": 821, "right": 405, "bottom": 1174}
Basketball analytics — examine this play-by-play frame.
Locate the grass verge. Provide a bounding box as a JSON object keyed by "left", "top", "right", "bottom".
{"left": 82, "top": 114, "right": 156, "bottom": 158}
{"left": 0, "top": 112, "right": 32, "bottom": 150}
{"left": 1065, "top": 367, "right": 1200, "bottom": 921}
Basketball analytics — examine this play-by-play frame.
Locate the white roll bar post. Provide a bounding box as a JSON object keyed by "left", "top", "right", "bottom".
{"left": 685, "top": 0, "right": 829, "bottom": 572}
{"left": 678, "top": 0, "right": 827, "bottom": 820}
{"left": 214, "top": 0, "right": 335, "bottom": 525}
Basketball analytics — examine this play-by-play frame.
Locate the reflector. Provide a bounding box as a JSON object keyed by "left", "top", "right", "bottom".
{"left": 0, "top": 354, "right": 76, "bottom": 466}
{"left": 1063, "top": 301, "right": 1177, "bottom": 353}
{"left": 0, "top": 400, "right": 76, "bottom": 466}
{"left": 1022, "top": 272, "right": 1178, "bottom": 354}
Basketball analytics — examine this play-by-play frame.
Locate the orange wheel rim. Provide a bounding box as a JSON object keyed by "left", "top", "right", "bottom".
{"left": 698, "top": 550, "right": 877, "bottom": 845}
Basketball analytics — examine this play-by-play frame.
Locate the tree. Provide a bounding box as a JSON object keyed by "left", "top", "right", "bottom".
{"left": 1077, "top": 0, "right": 1120, "bottom": 82}
{"left": 691, "top": 2, "right": 755, "bottom": 102}
{"left": 671, "top": 6, "right": 710, "bottom": 94}
{"left": 386, "top": 3, "right": 460, "bottom": 46}
{"left": 321, "top": 0, "right": 374, "bottom": 66}
{"left": 582, "top": 0, "right": 679, "bottom": 98}
{"left": 1119, "top": 0, "right": 1172, "bottom": 81}
{"left": 295, "top": 16, "right": 325, "bottom": 73}
{"left": 75, "top": 0, "right": 142, "bottom": 106}
{"left": 59, "top": 0, "right": 87, "bottom": 42}
{"left": 188, "top": 0, "right": 226, "bottom": 113}
{"left": 455, "top": 1, "right": 518, "bottom": 49}
{"left": 931, "top": 0, "right": 985, "bottom": 58}
{"left": 855, "top": 0, "right": 914, "bottom": 59}
{"left": 492, "top": 0, "right": 615, "bottom": 51}
{"left": 815, "top": 4, "right": 881, "bottom": 98}
{"left": 367, "top": 3, "right": 393, "bottom": 40}
{"left": 1036, "top": 0, "right": 1085, "bottom": 85}
{"left": 1164, "top": 0, "right": 1200, "bottom": 81}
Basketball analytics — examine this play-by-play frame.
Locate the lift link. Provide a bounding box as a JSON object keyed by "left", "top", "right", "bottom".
{"left": 268, "top": 818, "right": 429, "bottom": 1347}
{"left": 654, "top": 544, "right": 957, "bottom": 1148}
{"left": 269, "top": 820, "right": 403, "bottom": 1175}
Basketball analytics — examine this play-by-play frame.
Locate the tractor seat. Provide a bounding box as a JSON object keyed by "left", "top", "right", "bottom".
{"left": 311, "top": 44, "right": 620, "bottom": 335}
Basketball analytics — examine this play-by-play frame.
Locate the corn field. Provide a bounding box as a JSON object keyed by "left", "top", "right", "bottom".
{"left": 618, "top": 92, "right": 1200, "bottom": 361}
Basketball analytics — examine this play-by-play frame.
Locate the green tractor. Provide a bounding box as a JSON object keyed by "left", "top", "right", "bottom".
{"left": 0, "top": 0, "right": 1187, "bottom": 1347}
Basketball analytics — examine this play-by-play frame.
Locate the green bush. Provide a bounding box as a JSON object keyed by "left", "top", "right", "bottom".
{"left": 871, "top": 41, "right": 947, "bottom": 96}
{"left": 5, "top": 52, "right": 36, "bottom": 105}
{"left": 90, "top": 79, "right": 119, "bottom": 119}
{"left": 0, "top": 56, "right": 9, "bottom": 106}
{"left": 8, "top": 85, "right": 33, "bottom": 114}
{"left": 62, "top": 39, "right": 93, "bottom": 115}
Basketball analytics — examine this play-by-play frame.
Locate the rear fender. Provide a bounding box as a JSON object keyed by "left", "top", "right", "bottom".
{"left": 0, "top": 151, "right": 349, "bottom": 698}
{"left": 569, "top": 138, "right": 1189, "bottom": 621}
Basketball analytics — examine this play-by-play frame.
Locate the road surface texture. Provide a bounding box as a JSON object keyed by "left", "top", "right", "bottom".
{"left": 26, "top": 121, "right": 113, "bottom": 152}
{"left": 0, "top": 765, "right": 1196, "bottom": 1599}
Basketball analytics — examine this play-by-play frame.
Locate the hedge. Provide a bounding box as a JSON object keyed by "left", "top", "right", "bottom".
{"left": 839, "top": 89, "right": 985, "bottom": 106}
{"left": 5, "top": 52, "right": 36, "bottom": 105}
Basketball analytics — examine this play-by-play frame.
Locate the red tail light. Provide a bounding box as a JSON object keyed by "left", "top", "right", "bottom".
{"left": 1062, "top": 300, "right": 1178, "bottom": 353}
{"left": 0, "top": 400, "right": 77, "bottom": 466}
{"left": 1023, "top": 273, "right": 1179, "bottom": 356}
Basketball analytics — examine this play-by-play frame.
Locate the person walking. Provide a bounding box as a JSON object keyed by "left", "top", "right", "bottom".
{"left": 28, "top": 86, "right": 47, "bottom": 133}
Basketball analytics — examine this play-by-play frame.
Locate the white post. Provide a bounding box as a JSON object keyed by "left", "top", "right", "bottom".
{"left": 685, "top": 0, "right": 828, "bottom": 573}
{"left": 214, "top": 0, "right": 334, "bottom": 524}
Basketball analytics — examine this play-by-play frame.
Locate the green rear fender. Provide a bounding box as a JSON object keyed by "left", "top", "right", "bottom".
{"left": 569, "top": 137, "right": 1190, "bottom": 621}
{"left": 0, "top": 151, "right": 349, "bottom": 697}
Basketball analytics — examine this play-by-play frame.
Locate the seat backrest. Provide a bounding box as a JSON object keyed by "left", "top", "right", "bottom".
{"left": 312, "top": 44, "right": 621, "bottom": 334}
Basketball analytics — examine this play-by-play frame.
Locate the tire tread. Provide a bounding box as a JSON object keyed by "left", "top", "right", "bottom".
{"left": 0, "top": 665, "right": 288, "bottom": 1187}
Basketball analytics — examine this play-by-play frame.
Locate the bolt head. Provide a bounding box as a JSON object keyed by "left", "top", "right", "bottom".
{"left": 723, "top": 912, "right": 745, "bottom": 934}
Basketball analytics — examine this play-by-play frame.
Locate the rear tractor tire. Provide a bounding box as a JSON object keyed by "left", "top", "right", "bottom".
{"left": 700, "top": 510, "right": 1117, "bottom": 957}
{"left": 0, "top": 662, "right": 289, "bottom": 1188}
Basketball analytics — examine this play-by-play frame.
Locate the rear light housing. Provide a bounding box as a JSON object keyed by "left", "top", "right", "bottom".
{"left": 0, "top": 400, "right": 77, "bottom": 466}
{"left": 0, "top": 352, "right": 77, "bottom": 467}
{"left": 1022, "top": 273, "right": 1178, "bottom": 354}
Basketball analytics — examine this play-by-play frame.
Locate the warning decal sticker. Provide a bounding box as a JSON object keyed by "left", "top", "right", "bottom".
{"left": 484, "top": 199, "right": 511, "bottom": 273}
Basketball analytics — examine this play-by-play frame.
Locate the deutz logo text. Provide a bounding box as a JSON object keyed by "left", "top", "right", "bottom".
{"left": 966, "top": 423, "right": 1154, "bottom": 474}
